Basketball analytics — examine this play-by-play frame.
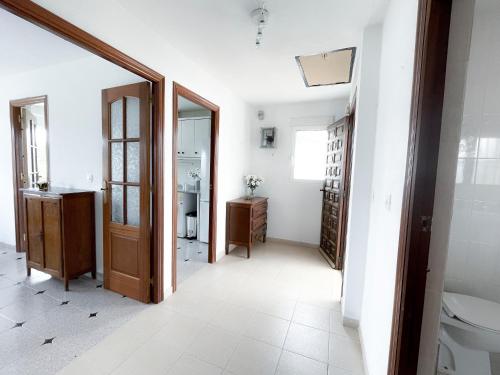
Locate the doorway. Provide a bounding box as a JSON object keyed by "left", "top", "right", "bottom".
{"left": 10, "top": 96, "right": 49, "bottom": 254}
{"left": 172, "top": 83, "right": 219, "bottom": 292}
{"left": 1, "top": 1, "right": 165, "bottom": 303}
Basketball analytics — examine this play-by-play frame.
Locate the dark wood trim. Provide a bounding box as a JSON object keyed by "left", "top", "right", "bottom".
{"left": 388, "top": 0, "right": 452, "bottom": 373}
{"left": 0, "top": 0, "right": 165, "bottom": 303}
{"left": 172, "top": 82, "right": 220, "bottom": 293}
{"left": 10, "top": 95, "right": 49, "bottom": 253}
{"left": 337, "top": 96, "right": 356, "bottom": 270}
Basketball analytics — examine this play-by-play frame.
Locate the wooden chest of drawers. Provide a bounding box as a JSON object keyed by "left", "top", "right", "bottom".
{"left": 21, "top": 188, "right": 96, "bottom": 290}
{"left": 225, "top": 197, "right": 268, "bottom": 258}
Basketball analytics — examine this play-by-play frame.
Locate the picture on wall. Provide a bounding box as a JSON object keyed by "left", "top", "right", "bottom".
{"left": 260, "top": 127, "right": 276, "bottom": 148}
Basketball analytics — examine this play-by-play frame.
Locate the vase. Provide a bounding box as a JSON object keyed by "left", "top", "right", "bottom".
{"left": 246, "top": 188, "right": 255, "bottom": 200}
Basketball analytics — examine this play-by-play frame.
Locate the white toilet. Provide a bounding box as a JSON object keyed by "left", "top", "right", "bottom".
{"left": 438, "top": 292, "right": 500, "bottom": 375}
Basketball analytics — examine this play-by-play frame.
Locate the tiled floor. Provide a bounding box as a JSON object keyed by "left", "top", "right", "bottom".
{"left": 57, "top": 241, "right": 365, "bottom": 375}
{"left": 0, "top": 243, "right": 147, "bottom": 375}
{"left": 176, "top": 238, "right": 209, "bottom": 285}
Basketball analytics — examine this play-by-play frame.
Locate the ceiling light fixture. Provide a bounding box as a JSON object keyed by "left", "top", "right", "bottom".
{"left": 251, "top": 6, "right": 269, "bottom": 48}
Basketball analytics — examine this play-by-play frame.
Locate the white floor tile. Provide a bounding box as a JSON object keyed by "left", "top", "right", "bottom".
{"left": 48, "top": 242, "right": 361, "bottom": 375}
{"left": 243, "top": 311, "right": 290, "bottom": 347}
{"left": 276, "top": 350, "right": 328, "bottom": 375}
{"left": 167, "top": 354, "right": 223, "bottom": 375}
{"left": 111, "top": 340, "right": 182, "bottom": 375}
{"left": 293, "top": 302, "right": 331, "bottom": 331}
{"left": 284, "top": 323, "right": 330, "bottom": 363}
{"left": 329, "top": 334, "right": 364, "bottom": 374}
{"left": 226, "top": 337, "right": 282, "bottom": 375}
{"left": 210, "top": 303, "right": 256, "bottom": 335}
{"left": 186, "top": 325, "right": 240, "bottom": 368}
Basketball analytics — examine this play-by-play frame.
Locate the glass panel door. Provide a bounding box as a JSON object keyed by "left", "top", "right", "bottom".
{"left": 108, "top": 96, "right": 141, "bottom": 227}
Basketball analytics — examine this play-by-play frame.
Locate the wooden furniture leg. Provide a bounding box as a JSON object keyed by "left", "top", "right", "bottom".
{"left": 27, "top": 267, "right": 31, "bottom": 276}
{"left": 64, "top": 277, "right": 69, "bottom": 291}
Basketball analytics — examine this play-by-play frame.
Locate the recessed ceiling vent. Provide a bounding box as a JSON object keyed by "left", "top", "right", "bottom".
{"left": 295, "top": 47, "right": 356, "bottom": 87}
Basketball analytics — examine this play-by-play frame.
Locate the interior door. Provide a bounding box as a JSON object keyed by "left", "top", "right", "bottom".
{"left": 320, "top": 116, "right": 353, "bottom": 270}
{"left": 102, "top": 82, "right": 151, "bottom": 303}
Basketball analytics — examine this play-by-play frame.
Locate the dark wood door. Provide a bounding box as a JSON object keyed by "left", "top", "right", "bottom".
{"left": 102, "top": 82, "right": 151, "bottom": 303}
{"left": 320, "top": 116, "right": 353, "bottom": 270}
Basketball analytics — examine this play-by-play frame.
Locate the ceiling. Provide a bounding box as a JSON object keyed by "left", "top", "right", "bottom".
{"left": 0, "top": 8, "right": 89, "bottom": 77}
{"left": 118, "top": 0, "right": 389, "bottom": 104}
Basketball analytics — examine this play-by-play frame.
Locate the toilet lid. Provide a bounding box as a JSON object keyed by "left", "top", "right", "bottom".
{"left": 443, "top": 292, "right": 500, "bottom": 332}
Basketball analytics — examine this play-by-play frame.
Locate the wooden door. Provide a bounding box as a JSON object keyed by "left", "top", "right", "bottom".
{"left": 102, "top": 82, "right": 151, "bottom": 303}
{"left": 25, "top": 195, "right": 43, "bottom": 268}
{"left": 42, "top": 198, "right": 62, "bottom": 275}
{"left": 320, "top": 116, "right": 353, "bottom": 270}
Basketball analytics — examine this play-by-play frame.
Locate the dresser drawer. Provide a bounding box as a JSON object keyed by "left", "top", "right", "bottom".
{"left": 252, "top": 213, "right": 267, "bottom": 230}
{"left": 253, "top": 202, "right": 268, "bottom": 218}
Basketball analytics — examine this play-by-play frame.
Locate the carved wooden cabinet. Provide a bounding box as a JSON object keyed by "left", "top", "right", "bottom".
{"left": 225, "top": 197, "right": 268, "bottom": 258}
{"left": 21, "top": 188, "right": 96, "bottom": 290}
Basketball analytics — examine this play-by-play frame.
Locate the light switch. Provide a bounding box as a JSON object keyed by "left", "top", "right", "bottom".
{"left": 87, "top": 173, "right": 94, "bottom": 183}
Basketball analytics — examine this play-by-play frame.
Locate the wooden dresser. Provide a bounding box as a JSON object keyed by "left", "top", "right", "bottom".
{"left": 225, "top": 197, "right": 268, "bottom": 258}
{"left": 21, "top": 188, "right": 96, "bottom": 290}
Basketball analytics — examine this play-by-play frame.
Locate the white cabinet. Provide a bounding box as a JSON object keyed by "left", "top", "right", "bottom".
{"left": 177, "top": 119, "right": 196, "bottom": 157}
{"left": 177, "top": 117, "right": 210, "bottom": 159}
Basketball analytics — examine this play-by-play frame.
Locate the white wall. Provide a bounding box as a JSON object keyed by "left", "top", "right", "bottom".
{"left": 32, "top": 0, "right": 253, "bottom": 295}
{"left": 0, "top": 55, "right": 144, "bottom": 274}
{"left": 249, "top": 99, "right": 348, "bottom": 245}
{"left": 342, "top": 24, "right": 382, "bottom": 325}
{"left": 358, "top": 0, "right": 418, "bottom": 374}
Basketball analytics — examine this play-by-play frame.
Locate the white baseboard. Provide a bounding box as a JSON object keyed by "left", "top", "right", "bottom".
{"left": 342, "top": 316, "right": 360, "bottom": 328}
{"left": 267, "top": 237, "right": 319, "bottom": 249}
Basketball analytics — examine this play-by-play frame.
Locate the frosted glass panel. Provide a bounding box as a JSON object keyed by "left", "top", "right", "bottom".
{"left": 111, "top": 142, "right": 123, "bottom": 182}
{"left": 111, "top": 99, "right": 123, "bottom": 139}
{"left": 127, "top": 142, "right": 140, "bottom": 182}
{"left": 127, "top": 186, "right": 140, "bottom": 226}
{"left": 111, "top": 185, "right": 124, "bottom": 223}
{"left": 126, "top": 97, "right": 140, "bottom": 138}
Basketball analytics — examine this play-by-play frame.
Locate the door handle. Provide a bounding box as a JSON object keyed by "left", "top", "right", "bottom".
{"left": 320, "top": 189, "right": 326, "bottom": 192}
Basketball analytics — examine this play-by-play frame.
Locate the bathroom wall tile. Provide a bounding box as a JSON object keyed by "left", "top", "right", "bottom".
{"left": 448, "top": 200, "right": 473, "bottom": 241}
{"left": 444, "top": 240, "right": 468, "bottom": 281}
{"left": 475, "top": 159, "right": 500, "bottom": 186}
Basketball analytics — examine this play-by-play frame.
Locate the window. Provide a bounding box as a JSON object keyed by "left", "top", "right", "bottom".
{"left": 292, "top": 129, "right": 328, "bottom": 181}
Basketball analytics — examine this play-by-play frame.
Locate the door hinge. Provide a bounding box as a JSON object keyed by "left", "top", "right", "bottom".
{"left": 150, "top": 277, "right": 154, "bottom": 286}
{"left": 421, "top": 216, "right": 433, "bottom": 232}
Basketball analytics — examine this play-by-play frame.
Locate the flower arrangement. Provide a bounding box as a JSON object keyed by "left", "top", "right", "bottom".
{"left": 244, "top": 174, "right": 264, "bottom": 199}
{"left": 188, "top": 168, "right": 201, "bottom": 180}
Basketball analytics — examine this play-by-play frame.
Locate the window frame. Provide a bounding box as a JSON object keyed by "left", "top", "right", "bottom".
{"left": 290, "top": 124, "right": 329, "bottom": 183}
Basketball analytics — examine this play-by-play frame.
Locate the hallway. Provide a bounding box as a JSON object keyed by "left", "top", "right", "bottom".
{"left": 57, "top": 242, "right": 364, "bottom": 375}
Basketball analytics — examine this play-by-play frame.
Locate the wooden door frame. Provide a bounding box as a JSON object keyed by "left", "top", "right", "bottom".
{"left": 388, "top": 0, "right": 452, "bottom": 373}
{"left": 10, "top": 95, "right": 49, "bottom": 253}
{"left": 0, "top": 0, "right": 165, "bottom": 303}
{"left": 172, "top": 82, "right": 219, "bottom": 293}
